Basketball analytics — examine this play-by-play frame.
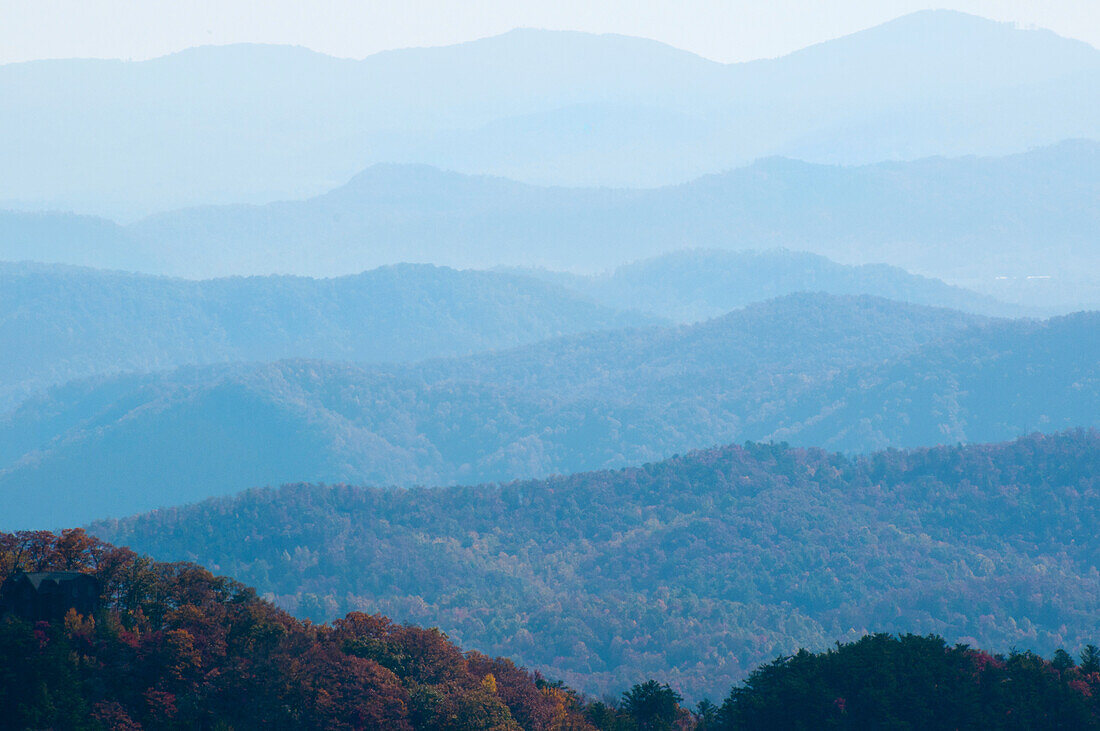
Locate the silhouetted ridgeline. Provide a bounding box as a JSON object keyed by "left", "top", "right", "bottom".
{"left": 0, "top": 249, "right": 1036, "bottom": 413}
{"left": 505, "top": 248, "right": 1033, "bottom": 322}
{"left": 6, "top": 532, "right": 1100, "bottom": 728}
{"left": 91, "top": 430, "right": 1100, "bottom": 701}
{"left": 125, "top": 142, "right": 1100, "bottom": 291}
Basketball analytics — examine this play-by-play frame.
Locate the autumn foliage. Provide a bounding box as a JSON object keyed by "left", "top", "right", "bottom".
{"left": 0, "top": 529, "right": 594, "bottom": 730}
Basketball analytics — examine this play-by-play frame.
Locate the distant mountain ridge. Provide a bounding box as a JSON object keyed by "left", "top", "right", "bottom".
{"left": 13, "top": 293, "right": 1100, "bottom": 529}
{"left": 5, "top": 141, "right": 1098, "bottom": 309}
{"left": 7, "top": 294, "right": 1096, "bottom": 531}
{"left": 0, "top": 261, "right": 655, "bottom": 411}
{"left": 2, "top": 10, "right": 1097, "bottom": 215}
{"left": 504, "top": 249, "right": 1033, "bottom": 322}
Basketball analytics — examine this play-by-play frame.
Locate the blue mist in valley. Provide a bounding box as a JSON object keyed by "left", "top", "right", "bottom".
{"left": 2, "top": 7, "right": 1100, "bottom": 727}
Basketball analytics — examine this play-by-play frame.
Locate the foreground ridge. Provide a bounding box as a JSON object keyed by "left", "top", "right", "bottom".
{"left": 0, "top": 530, "right": 594, "bottom": 729}
{"left": 93, "top": 430, "right": 1100, "bottom": 700}
{"left": 4, "top": 531, "right": 1100, "bottom": 728}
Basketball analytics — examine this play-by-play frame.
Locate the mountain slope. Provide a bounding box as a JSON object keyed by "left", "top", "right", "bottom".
{"left": 0, "top": 529, "right": 596, "bottom": 729}
{"left": 0, "top": 261, "right": 653, "bottom": 410}
{"left": 505, "top": 249, "right": 1030, "bottom": 321}
{"left": 778, "top": 312, "right": 1100, "bottom": 450}
{"left": 107, "top": 142, "right": 1100, "bottom": 303}
{"left": 0, "top": 294, "right": 991, "bottom": 527}
{"left": 7, "top": 296, "right": 1097, "bottom": 531}
{"left": 89, "top": 431, "right": 1100, "bottom": 700}
{"left": 3, "top": 11, "right": 1097, "bottom": 213}
{"left": 0, "top": 211, "right": 146, "bottom": 270}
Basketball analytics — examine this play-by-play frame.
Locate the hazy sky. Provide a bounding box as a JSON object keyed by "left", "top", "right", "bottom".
{"left": 2, "top": 0, "right": 1098, "bottom": 65}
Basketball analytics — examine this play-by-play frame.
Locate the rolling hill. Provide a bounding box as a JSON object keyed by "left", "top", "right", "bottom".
{"left": 5, "top": 295, "right": 1096, "bottom": 531}
{"left": 0, "top": 261, "right": 653, "bottom": 410}
{"left": 0, "top": 529, "right": 597, "bottom": 729}
{"left": 0, "top": 294, "right": 1013, "bottom": 528}
{"left": 3, "top": 10, "right": 1097, "bottom": 215}
{"left": 505, "top": 249, "right": 1031, "bottom": 322}
{"left": 89, "top": 430, "right": 1100, "bottom": 701}
{"left": 8, "top": 142, "right": 1094, "bottom": 307}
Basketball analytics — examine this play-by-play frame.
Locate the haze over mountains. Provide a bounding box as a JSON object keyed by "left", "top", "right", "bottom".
{"left": 3, "top": 10, "right": 1098, "bottom": 217}
{"left": 5, "top": 141, "right": 1097, "bottom": 310}
{"left": 509, "top": 249, "right": 1030, "bottom": 322}
{"left": 0, "top": 250, "right": 1036, "bottom": 411}
{"left": 6, "top": 294, "right": 1099, "bottom": 529}
{"left": 5, "top": 6, "right": 1100, "bottom": 722}
{"left": 0, "top": 261, "right": 654, "bottom": 411}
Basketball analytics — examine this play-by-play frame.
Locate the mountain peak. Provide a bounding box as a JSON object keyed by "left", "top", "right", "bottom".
{"left": 775, "top": 7, "right": 1100, "bottom": 80}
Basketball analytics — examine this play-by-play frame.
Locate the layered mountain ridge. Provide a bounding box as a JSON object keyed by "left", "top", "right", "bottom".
{"left": 6, "top": 294, "right": 1099, "bottom": 529}
{"left": 3, "top": 10, "right": 1097, "bottom": 216}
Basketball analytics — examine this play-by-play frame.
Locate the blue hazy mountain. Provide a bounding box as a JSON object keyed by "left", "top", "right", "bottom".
{"left": 0, "top": 261, "right": 655, "bottom": 411}
{"left": 503, "top": 249, "right": 1032, "bottom": 322}
{"left": 81, "top": 142, "right": 1099, "bottom": 309}
{"left": 0, "top": 293, "right": 1060, "bottom": 529}
{"left": 2, "top": 10, "right": 1097, "bottom": 215}
{"left": 0, "top": 211, "right": 147, "bottom": 270}
{"left": 0, "top": 249, "right": 1030, "bottom": 411}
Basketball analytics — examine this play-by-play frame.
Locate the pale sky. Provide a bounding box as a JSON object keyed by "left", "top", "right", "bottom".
{"left": 1, "top": 0, "right": 1098, "bottom": 65}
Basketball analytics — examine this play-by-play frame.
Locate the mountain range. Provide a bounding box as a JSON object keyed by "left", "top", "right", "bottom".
{"left": 0, "top": 261, "right": 653, "bottom": 411}
{"left": 6, "top": 294, "right": 1099, "bottom": 529}
{"left": 507, "top": 249, "right": 1032, "bottom": 322}
{"left": 5, "top": 6, "right": 1100, "bottom": 725}
{"left": 0, "top": 251, "right": 1038, "bottom": 410}
{"left": 4, "top": 141, "right": 1099, "bottom": 309}
{"left": 3, "top": 10, "right": 1097, "bottom": 216}
{"left": 89, "top": 430, "right": 1100, "bottom": 700}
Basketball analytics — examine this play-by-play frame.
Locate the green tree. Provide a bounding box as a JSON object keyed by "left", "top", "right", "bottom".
{"left": 1052, "top": 648, "right": 1076, "bottom": 672}
{"left": 695, "top": 699, "right": 720, "bottom": 728}
{"left": 1081, "top": 644, "right": 1100, "bottom": 674}
{"left": 620, "top": 680, "right": 683, "bottom": 731}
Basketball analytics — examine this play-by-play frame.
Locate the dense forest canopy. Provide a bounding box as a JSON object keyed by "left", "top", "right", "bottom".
{"left": 6, "top": 532, "right": 1100, "bottom": 728}
{"left": 2, "top": 293, "right": 999, "bottom": 528}
{"left": 0, "top": 529, "right": 598, "bottom": 729}
{"left": 719, "top": 633, "right": 1100, "bottom": 729}
{"left": 92, "top": 430, "right": 1100, "bottom": 701}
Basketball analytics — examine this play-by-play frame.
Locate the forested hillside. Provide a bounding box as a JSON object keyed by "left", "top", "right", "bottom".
{"left": 7, "top": 532, "right": 1100, "bottom": 728}
{"left": 92, "top": 430, "right": 1100, "bottom": 701}
{"left": 776, "top": 312, "right": 1100, "bottom": 450}
{"left": 9, "top": 297, "right": 1100, "bottom": 530}
{"left": 0, "top": 261, "right": 652, "bottom": 410}
{"left": 0, "top": 529, "right": 596, "bottom": 729}
{"left": 1, "top": 294, "right": 986, "bottom": 527}
{"left": 719, "top": 634, "right": 1100, "bottom": 728}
